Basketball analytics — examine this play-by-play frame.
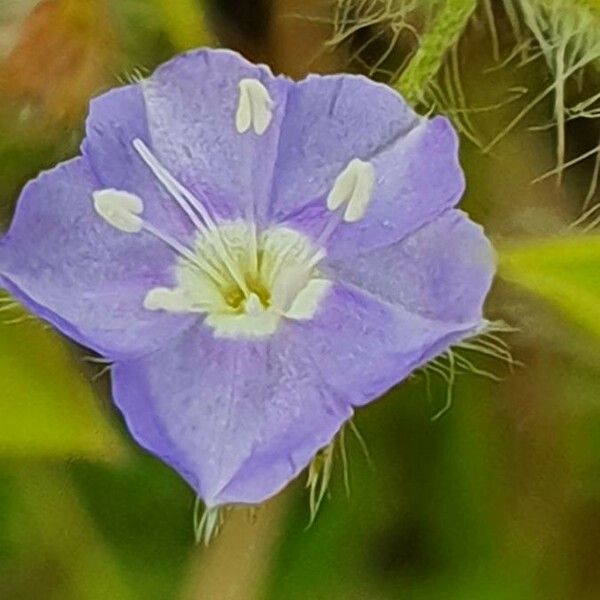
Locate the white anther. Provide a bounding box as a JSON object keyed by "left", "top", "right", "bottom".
{"left": 143, "top": 287, "right": 196, "bottom": 312}
{"left": 326, "top": 159, "right": 375, "bottom": 223}
{"left": 283, "top": 279, "right": 331, "bottom": 320}
{"left": 236, "top": 78, "right": 273, "bottom": 135}
{"left": 270, "top": 264, "right": 312, "bottom": 313}
{"left": 93, "top": 189, "right": 144, "bottom": 233}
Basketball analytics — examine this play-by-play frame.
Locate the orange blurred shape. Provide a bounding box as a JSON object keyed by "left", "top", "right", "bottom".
{"left": 0, "top": 0, "right": 118, "bottom": 125}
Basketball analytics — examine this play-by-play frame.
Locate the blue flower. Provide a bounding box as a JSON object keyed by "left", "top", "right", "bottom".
{"left": 0, "top": 49, "right": 494, "bottom": 506}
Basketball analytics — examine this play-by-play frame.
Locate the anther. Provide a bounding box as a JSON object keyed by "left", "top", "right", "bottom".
{"left": 236, "top": 78, "right": 273, "bottom": 136}
{"left": 144, "top": 287, "right": 196, "bottom": 312}
{"left": 326, "top": 158, "right": 375, "bottom": 222}
{"left": 93, "top": 189, "right": 144, "bottom": 233}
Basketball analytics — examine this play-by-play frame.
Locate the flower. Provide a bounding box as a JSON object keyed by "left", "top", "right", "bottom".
{"left": 0, "top": 49, "right": 494, "bottom": 507}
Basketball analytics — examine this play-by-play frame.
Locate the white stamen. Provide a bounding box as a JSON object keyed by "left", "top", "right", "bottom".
{"left": 326, "top": 158, "right": 375, "bottom": 222}
{"left": 93, "top": 185, "right": 230, "bottom": 287}
{"left": 134, "top": 138, "right": 225, "bottom": 242}
{"left": 132, "top": 139, "right": 204, "bottom": 231}
{"left": 235, "top": 82, "right": 252, "bottom": 134}
{"left": 311, "top": 215, "right": 341, "bottom": 258}
{"left": 206, "top": 311, "right": 280, "bottom": 339}
{"left": 345, "top": 162, "right": 375, "bottom": 222}
{"left": 236, "top": 79, "right": 273, "bottom": 135}
{"left": 143, "top": 287, "right": 197, "bottom": 312}
{"left": 93, "top": 189, "right": 144, "bottom": 233}
{"left": 326, "top": 164, "right": 356, "bottom": 211}
{"left": 270, "top": 264, "right": 312, "bottom": 313}
{"left": 140, "top": 221, "right": 330, "bottom": 339}
{"left": 283, "top": 279, "right": 331, "bottom": 320}
{"left": 142, "top": 222, "right": 228, "bottom": 287}
{"left": 132, "top": 138, "right": 250, "bottom": 294}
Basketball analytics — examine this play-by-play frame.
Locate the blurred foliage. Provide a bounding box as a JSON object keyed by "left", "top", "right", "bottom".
{"left": 0, "top": 0, "right": 118, "bottom": 124}
{"left": 0, "top": 294, "right": 122, "bottom": 459}
{"left": 0, "top": 0, "right": 600, "bottom": 599}
{"left": 499, "top": 235, "right": 600, "bottom": 339}
{"left": 266, "top": 378, "right": 529, "bottom": 600}
{"left": 8, "top": 467, "right": 136, "bottom": 600}
{"left": 155, "top": 0, "right": 213, "bottom": 51}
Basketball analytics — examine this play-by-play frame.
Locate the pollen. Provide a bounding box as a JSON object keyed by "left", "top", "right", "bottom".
{"left": 223, "top": 286, "right": 245, "bottom": 310}
{"left": 96, "top": 139, "right": 332, "bottom": 339}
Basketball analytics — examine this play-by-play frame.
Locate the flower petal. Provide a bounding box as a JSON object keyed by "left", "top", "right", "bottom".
{"left": 325, "top": 210, "right": 496, "bottom": 324}
{"left": 269, "top": 74, "right": 419, "bottom": 221}
{"left": 279, "top": 115, "right": 465, "bottom": 257}
{"left": 111, "top": 324, "right": 352, "bottom": 506}
{"left": 142, "top": 49, "right": 289, "bottom": 222}
{"left": 82, "top": 84, "right": 193, "bottom": 242}
{"left": 288, "top": 283, "right": 483, "bottom": 408}
{"left": 0, "top": 157, "right": 195, "bottom": 358}
{"left": 111, "top": 274, "right": 485, "bottom": 506}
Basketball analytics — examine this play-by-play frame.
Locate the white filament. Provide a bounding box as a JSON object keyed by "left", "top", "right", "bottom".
{"left": 132, "top": 138, "right": 250, "bottom": 294}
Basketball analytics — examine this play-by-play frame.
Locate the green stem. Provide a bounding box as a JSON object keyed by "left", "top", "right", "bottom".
{"left": 395, "top": 0, "right": 478, "bottom": 104}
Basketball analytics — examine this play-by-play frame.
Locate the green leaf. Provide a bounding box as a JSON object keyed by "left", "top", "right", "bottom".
{"left": 498, "top": 235, "right": 600, "bottom": 338}
{"left": 0, "top": 294, "right": 123, "bottom": 459}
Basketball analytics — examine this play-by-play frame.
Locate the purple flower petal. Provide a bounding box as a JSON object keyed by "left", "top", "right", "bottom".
{"left": 0, "top": 157, "right": 195, "bottom": 357}
{"left": 142, "top": 49, "right": 289, "bottom": 222}
{"left": 269, "top": 74, "right": 419, "bottom": 222}
{"left": 82, "top": 84, "right": 193, "bottom": 242}
{"left": 111, "top": 325, "right": 352, "bottom": 506}
{"left": 287, "top": 283, "right": 483, "bottom": 408}
{"left": 279, "top": 115, "right": 465, "bottom": 257}
{"left": 325, "top": 209, "right": 495, "bottom": 324}
{"left": 111, "top": 274, "right": 483, "bottom": 505}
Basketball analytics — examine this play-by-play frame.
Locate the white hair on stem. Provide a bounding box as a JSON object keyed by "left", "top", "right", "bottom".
{"left": 331, "top": 1, "right": 600, "bottom": 212}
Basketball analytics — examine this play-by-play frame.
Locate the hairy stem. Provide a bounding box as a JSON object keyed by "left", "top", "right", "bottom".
{"left": 394, "top": 0, "right": 478, "bottom": 104}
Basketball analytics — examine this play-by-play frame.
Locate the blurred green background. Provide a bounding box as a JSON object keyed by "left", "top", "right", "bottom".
{"left": 1, "top": 1, "right": 600, "bottom": 599}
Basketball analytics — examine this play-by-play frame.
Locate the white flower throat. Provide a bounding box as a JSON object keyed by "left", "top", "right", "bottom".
{"left": 92, "top": 78, "right": 375, "bottom": 339}
{"left": 146, "top": 222, "right": 331, "bottom": 338}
